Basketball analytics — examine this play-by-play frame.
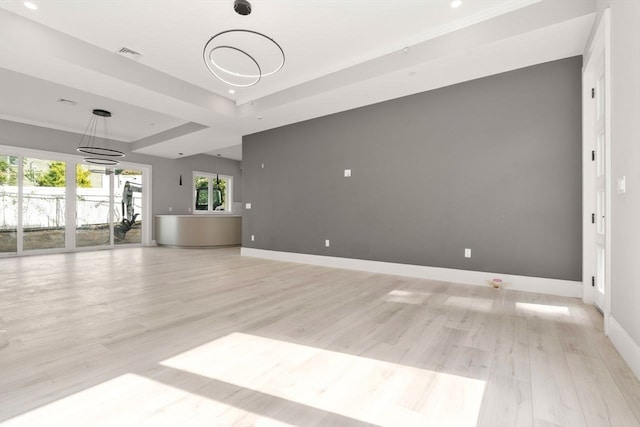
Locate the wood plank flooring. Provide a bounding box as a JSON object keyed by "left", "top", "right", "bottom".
{"left": 0, "top": 247, "right": 638, "bottom": 426}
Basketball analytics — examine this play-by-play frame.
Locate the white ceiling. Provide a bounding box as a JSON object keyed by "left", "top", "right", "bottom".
{"left": 0, "top": 0, "right": 596, "bottom": 161}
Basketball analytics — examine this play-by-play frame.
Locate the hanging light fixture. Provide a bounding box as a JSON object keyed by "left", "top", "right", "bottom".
{"left": 203, "top": 0, "right": 285, "bottom": 88}
{"left": 76, "top": 109, "right": 125, "bottom": 166}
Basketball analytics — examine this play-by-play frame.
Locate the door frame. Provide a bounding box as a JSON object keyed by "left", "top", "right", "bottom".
{"left": 582, "top": 9, "right": 612, "bottom": 334}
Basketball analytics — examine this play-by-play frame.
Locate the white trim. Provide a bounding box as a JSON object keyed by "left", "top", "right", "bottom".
{"left": 581, "top": 9, "right": 612, "bottom": 333}
{"left": 241, "top": 248, "right": 582, "bottom": 298}
{"left": 609, "top": 316, "right": 640, "bottom": 381}
{"left": 602, "top": 8, "right": 612, "bottom": 336}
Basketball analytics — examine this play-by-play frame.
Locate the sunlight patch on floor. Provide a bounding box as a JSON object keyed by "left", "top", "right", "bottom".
{"left": 3, "top": 333, "right": 486, "bottom": 426}
{"left": 161, "top": 332, "right": 486, "bottom": 426}
{"left": 1, "top": 372, "right": 295, "bottom": 427}
{"left": 516, "top": 302, "right": 570, "bottom": 316}
{"left": 382, "top": 289, "right": 431, "bottom": 304}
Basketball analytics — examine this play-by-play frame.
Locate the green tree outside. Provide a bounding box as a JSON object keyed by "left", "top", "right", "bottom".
{"left": 0, "top": 156, "right": 18, "bottom": 185}
{"left": 34, "top": 162, "right": 92, "bottom": 187}
{"left": 195, "top": 176, "right": 226, "bottom": 210}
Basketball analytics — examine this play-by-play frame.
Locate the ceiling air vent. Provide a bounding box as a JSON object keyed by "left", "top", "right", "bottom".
{"left": 117, "top": 47, "right": 142, "bottom": 60}
{"left": 56, "top": 98, "right": 77, "bottom": 106}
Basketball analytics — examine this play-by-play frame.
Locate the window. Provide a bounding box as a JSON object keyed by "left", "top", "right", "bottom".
{"left": 193, "top": 172, "right": 232, "bottom": 213}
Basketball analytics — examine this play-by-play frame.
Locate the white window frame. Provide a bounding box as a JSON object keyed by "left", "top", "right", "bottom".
{"left": 192, "top": 171, "right": 233, "bottom": 214}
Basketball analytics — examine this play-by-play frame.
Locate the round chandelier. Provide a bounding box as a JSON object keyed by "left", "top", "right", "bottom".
{"left": 76, "top": 109, "right": 124, "bottom": 166}
{"left": 203, "top": 1, "right": 285, "bottom": 88}
{"left": 203, "top": 29, "right": 285, "bottom": 88}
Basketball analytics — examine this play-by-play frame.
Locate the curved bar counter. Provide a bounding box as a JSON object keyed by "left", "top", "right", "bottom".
{"left": 155, "top": 215, "right": 241, "bottom": 247}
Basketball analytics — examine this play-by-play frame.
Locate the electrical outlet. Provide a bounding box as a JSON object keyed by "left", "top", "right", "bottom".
{"left": 325, "top": 239, "right": 330, "bottom": 247}
{"left": 251, "top": 235, "right": 255, "bottom": 242}
{"left": 169, "top": 206, "right": 172, "bottom": 212}
{"left": 188, "top": 207, "right": 192, "bottom": 212}
{"left": 465, "top": 248, "right": 471, "bottom": 258}
{"left": 261, "top": 163, "right": 264, "bottom": 169}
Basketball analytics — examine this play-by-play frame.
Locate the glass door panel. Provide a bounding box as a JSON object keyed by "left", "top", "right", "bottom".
{"left": 114, "top": 169, "right": 142, "bottom": 245}
{"left": 0, "top": 154, "right": 19, "bottom": 253}
{"left": 22, "top": 158, "right": 66, "bottom": 250}
{"left": 195, "top": 175, "right": 209, "bottom": 211}
{"left": 76, "top": 165, "right": 112, "bottom": 248}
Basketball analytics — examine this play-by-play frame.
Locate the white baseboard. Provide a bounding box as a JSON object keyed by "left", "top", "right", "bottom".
{"left": 609, "top": 316, "right": 640, "bottom": 381}
{"left": 241, "top": 248, "right": 582, "bottom": 298}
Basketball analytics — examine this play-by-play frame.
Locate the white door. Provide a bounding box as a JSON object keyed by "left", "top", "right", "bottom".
{"left": 582, "top": 9, "right": 610, "bottom": 330}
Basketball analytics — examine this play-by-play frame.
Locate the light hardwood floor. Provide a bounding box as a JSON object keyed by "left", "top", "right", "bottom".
{"left": 0, "top": 247, "right": 639, "bottom": 427}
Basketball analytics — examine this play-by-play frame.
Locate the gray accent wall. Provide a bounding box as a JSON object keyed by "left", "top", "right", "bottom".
{"left": 0, "top": 120, "right": 243, "bottom": 238}
{"left": 243, "top": 56, "right": 583, "bottom": 281}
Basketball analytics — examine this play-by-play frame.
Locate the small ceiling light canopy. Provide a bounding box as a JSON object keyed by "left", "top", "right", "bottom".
{"left": 23, "top": 1, "right": 37, "bottom": 10}
{"left": 451, "top": 0, "right": 463, "bottom": 8}
{"left": 234, "top": 0, "right": 251, "bottom": 15}
{"left": 76, "top": 109, "right": 125, "bottom": 166}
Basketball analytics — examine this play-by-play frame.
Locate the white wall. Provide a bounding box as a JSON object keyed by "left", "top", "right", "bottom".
{"left": 591, "top": 0, "right": 640, "bottom": 378}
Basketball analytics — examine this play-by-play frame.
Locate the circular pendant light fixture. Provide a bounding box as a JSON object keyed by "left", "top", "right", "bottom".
{"left": 83, "top": 157, "right": 120, "bottom": 166}
{"left": 203, "top": 2, "right": 285, "bottom": 88}
{"left": 76, "top": 109, "right": 125, "bottom": 165}
{"left": 204, "top": 44, "right": 262, "bottom": 87}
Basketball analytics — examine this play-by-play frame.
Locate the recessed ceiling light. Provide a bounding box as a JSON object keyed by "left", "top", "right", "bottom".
{"left": 24, "top": 1, "right": 38, "bottom": 10}
{"left": 228, "top": 89, "right": 236, "bottom": 94}
{"left": 451, "top": 0, "right": 462, "bottom": 8}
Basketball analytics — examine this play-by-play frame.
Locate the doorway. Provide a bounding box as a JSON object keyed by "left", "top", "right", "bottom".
{"left": 583, "top": 9, "right": 611, "bottom": 330}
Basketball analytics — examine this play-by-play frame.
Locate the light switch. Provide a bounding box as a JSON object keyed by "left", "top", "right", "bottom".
{"left": 325, "top": 239, "right": 330, "bottom": 247}
{"left": 344, "top": 169, "right": 352, "bottom": 177}
{"left": 245, "top": 203, "right": 252, "bottom": 209}
{"left": 617, "top": 176, "right": 627, "bottom": 194}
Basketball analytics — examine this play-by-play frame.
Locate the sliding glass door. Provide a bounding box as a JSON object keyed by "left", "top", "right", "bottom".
{"left": 22, "top": 157, "right": 66, "bottom": 251}
{"left": 0, "top": 154, "right": 18, "bottom": 253}
{"left": 0, "top": 147, "right": 150, "bottom": 256}
{"left": 114, "top": 169, "right": 142, "bottom": 245}
{"left": 76, "top": 165, "right": 112, "bottom": 248}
